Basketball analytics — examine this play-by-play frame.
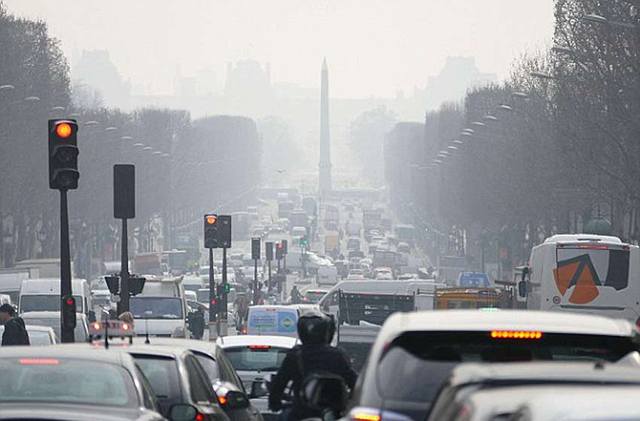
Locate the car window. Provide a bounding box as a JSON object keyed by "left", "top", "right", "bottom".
{"left": 193, "top": 351, "right": 220, "bottom": 383}
{"left": 133, "top": 355, "right": 182, "bottom": 403}
{"left": 134, "top": 364, "right": 160, "bottom": 411}
{"left": 224, "top": 346, "right": 289, "bottom": 372}
{"left": 0, "top": 358, "right": 137, "bottom": 407}
{"left": 184, "top": 354, "right": 217, "bottom": 404}
{"left": 216, "top": 348, "right": 246, "bottom": 391}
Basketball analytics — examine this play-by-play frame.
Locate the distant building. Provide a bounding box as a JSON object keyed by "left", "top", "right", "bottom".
{"left": 72, "top": 50, "right": 130, "bottom": 108}
{"left": 224, "top": 60, "right": 273, "bottom": 116}
{"left": 416, "top": 56, "right": 497, "bottom": 110}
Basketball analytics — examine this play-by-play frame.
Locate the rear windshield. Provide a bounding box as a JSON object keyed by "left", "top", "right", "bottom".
{"left": 194, "top": 353, "right": 220, "bottom": 382}
{"left": 377, "top": 331, "right": 639, "bottom": 405}
{"left": 247, "top": 308, "right": 298, "bottom": 336}
{"left": 225, "top": 346, "right": 289, "bottom": 372}
{"left": 0, "top": 358, "right": 136, "bottom": 407}
{"left": 556, "top": 247, "right": 630, "bottom": 294}
{"left": 133, "top": 355, "right": 181, "bottom": 401}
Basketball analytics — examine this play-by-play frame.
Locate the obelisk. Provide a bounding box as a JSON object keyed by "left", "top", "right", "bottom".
{"left": 319, "top": 58, "right": 332, "bottom": 196}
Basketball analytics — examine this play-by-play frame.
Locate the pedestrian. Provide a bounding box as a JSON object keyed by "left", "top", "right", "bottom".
{"left": 0, "top": 303, "right": 30, "bottom": 346}
{"left": 118, "top": 311, "right": 135, "bottom": 327}
{"left": 290, "top": 285, "right": 303, "bottom": 304}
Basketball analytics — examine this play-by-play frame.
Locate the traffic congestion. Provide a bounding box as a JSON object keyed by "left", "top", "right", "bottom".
{"left": 2, "top": 1, "right": 640, "bottom": 420}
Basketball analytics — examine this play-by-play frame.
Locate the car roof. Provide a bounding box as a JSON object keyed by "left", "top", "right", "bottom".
{"left": 377, "top": 310, "right": 635, "bottom": 344}
{"left": 0, "top": 345, "right": 128, "bottom": 364}
{"left": 449, "top": 361, "right": 640, "bottom": 387}
{"left": 249, "top": 304, "right": 298, "bottom": 311}
{"left": 217, "top": 334, "right": 298, "bottom": 348}
{"left": 131, "top": 337, "right": 220, "bottom": 357}
{"left": 514, "top": 386, "right": 640, "bottom": 420}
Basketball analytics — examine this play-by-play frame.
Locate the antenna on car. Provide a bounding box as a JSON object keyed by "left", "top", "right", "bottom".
{"left": 144, "top": 317, "right": 150, "bottom": 344}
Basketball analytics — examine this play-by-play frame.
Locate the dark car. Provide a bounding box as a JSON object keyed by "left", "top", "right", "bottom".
{"left": 126, "top": 345, "right": 229, "bottom": 420}
{"left": 0, "top": 346, "right": 164, "bottom": 421}
{"left": 139, "top": 338, "right": 263, "bottom": 421}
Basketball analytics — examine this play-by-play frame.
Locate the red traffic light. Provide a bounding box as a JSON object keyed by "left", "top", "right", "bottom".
{"left": 55, "top": 122, "right": 73, "bottom": 139}
{"left": 211, "top": 298, "right": 218, "bottom": 305}
{"left": 206, "top": 215, "right": 218, "bottom": 225}
{"left": 276, "top": 243, "right": 284, "bottom": 249}
{"left": 65, "top": 297, "right": 75, "bottom": 306}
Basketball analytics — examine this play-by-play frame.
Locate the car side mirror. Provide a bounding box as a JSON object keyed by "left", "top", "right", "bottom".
{"left": 214, "top": 381, "right": 250, "bottom": 410}
{"left": 250, "top": 379, "right": 268, "bottom": 399}
{"left": 169, "top": 403, "right": 198, "bottom": 421}
{"left": 301, "top": 374, "right": 348, "bottom": 413}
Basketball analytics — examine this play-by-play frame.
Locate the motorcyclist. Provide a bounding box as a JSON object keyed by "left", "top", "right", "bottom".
{"left": 269, "top": 310, "right": 357, "bottom": 420}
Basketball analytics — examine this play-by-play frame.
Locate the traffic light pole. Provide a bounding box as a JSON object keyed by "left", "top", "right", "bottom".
{"left": 267, "top": 259, "right": 272, "bottom": 292}
{"left": 220, "top": 247, "right": 228, "bottom": 336}
{"left": 59, "top": 189, "right": 75, "bottom": 343}
{"left": 208, "top": 247, "right": 217, "bottom": 340}
{"left": 253, "top": 258, "right": 259, "bottom": 305}
{"left": 117, "top": 218, "right": 130, "bottom": 314}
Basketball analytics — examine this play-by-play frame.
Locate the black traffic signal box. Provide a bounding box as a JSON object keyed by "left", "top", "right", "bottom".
{"left": 275, "top": 242, "right": 284, "bottom": 260}
{"left": 217, "top": 215, "right": 232, "bottom": 248}
{"left": 282, "top": 239, "right": 288, "bottom": 255}
{"left": 114, "top": 164, "right": 135, "bottom": 219}
{"left": 61, "top": 295, "right": 77, "bottom": 330}
{"left": 265, "top": 242, "right": 274, "bottom": 261}
{"left": 204, "top": 214, "right": 219, "bottom": 248}
{"left": 48, "top": 119, "right": 79, "bottom": 190}
{"left": 251, "top": 238, "right": 261, "bottom": 260}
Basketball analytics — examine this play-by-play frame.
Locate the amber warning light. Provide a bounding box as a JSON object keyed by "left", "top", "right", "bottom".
{"left": 55, "top": 122, "right": 73, "bottom": 139}
{"left": 206, "top": 215, "right": 217, "bottom": 225}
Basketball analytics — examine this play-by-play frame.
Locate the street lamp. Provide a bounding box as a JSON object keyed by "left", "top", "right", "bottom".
{"left": 497, "top": 104, "right": 513, "bottom": 112}
{"left": 50, "top": 106, "right": 65, "bottom": 113}
{"left": 143, "top": 146, "right": 153, "bottom": 151}
{"left": 0, "top": 84, "right": 15, "bottom": 93}
{"left": 452, "top": 139, "right": 464, "bottom": 145}
{"left": 551, "top": 46, "right": 574, "bottom": 55}
{"left": 447, "top": 145, "right": 458, "bottom": 151}
{"left": 471, "top": 121, "right": 486, "bottom": 127}
{"left": 582, "top": 13, "right": 636, "bottom": 29}
{"left": 133, "top": 143, "right": 145, "bottom": 148}
{"left": 84, "top": 121, "right": 99, "bottom": 127}
{"left": 121, "top": 136, "right": 133, "bottom": 141}
{"left": 512, "top": 92, "right": 529, "bottom": 100}
{"left": 461, "top": 132, "right": 473, "bottom": 138}
{"left": 484, "top": 115, "right": 498, "bottom": 122}
{"left": 24, "top": 96, "right": 40, "bottom": 102}
{"left": 105, "top": 126, "right": 118, "bottom": 132}
{"left": 462, "top": 128, "right": 474, "bottom": 134}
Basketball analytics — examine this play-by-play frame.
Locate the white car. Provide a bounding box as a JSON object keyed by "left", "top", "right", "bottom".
{"left": 217, "top": 335, "right": 298, "bottom": 418}
{"left": 20, "top": 311, "right": 90, "bottom": 343}
{"left": 0, "top": 324, "right": 57, "bottom": 346}
{"left": 374, "top": 267, "right": 393, "bottom": 280}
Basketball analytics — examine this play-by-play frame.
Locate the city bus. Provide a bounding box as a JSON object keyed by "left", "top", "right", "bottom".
{"left": 522, "top": 234, "right": 640, "bottom": 324}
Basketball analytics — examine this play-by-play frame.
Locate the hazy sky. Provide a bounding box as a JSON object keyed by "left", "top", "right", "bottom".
{"left": 3, "top": 0, "right": 554, "bottom": 98}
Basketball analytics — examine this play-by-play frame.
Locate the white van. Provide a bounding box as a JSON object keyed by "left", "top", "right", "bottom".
{"left": 522, "top": 234, "right": 640, "bottom": 323}
{"left": 19, "top": 278, "right": 92, "bottom": 318}
{"left": 129, "top": 276, "right": 188, "bottom": 338}
{"left": 246, "top": 305, "right": 300, "bottom": 338}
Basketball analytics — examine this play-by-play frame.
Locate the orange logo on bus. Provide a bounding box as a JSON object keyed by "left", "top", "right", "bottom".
{"left": 553, "top": 255, "right": 601, "bottom": 304}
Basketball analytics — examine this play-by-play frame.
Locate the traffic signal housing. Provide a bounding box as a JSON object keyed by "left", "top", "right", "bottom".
{"left": 281, "top": 239, "right": 288, "bottom": 255}
{"left": 61, "top": 295, "right": 77, "bottom": 330}
{"left": 217, "top": 215, "right": 232, "bottom": 248}
{"left": 276, "top": 242, "right": 284, "bottom": 260}
{"left": 265, "top": 241, "right": 274, "bottom": 261}
{"left": 251, "top": 238, "right": 261, "bottom": 260}
{"left": 204, "top": 214, "right": 219, "bottom": 248}
{"left": 48, "top": 119, "right": 79, "bottom": 190}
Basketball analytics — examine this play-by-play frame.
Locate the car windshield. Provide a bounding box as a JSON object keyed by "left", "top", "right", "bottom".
{"left": 130, "top": 297, "right": 183, "bottom": 319}
{"left": 27, "top": 330, "right": 53, "bottom": 346}
{"left": 20, "top": 295, "right": 83, "bottom": 313}
{"left": 225, "top": 345, "right": 289, "bottom": 372}
{"left": 0, "top": 358, "right": 136, "bottom": 407}
{"left": 133, "top": 355, "right": 181, "bottom": 401}
{"left": 377, "top": 331, "right": 639, "bottom": 407}
{"left": 20, "top": 317, "right": 87, "bottom": 342}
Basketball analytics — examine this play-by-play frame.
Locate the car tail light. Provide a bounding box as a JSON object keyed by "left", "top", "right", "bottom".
{"left": 195, "top": 413, "right": 205, "bottom": 421}
{"left": 248, "top": 345, "right": 271, "bottom": 350}
{"left": 490, "top": 330, "right": 542, "bottom": 339}
{"left": 19, "top": 358, "right": 60, "bottom": 365}
{"left": 349, "top": 408, "right": 381, "bottom": 421}
{"left": 218, "top": 395, "right": 228, "bottom": 406}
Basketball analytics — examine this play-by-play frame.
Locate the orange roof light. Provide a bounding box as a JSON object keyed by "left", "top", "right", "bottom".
{"left": 206, "top": 215, "right": 217, "bottom": 225}
{"left": 55, "top": 122, "right": 73, "bottom": 139}
{"left": 490, "top": 330, "right": 543, "bottom": 339}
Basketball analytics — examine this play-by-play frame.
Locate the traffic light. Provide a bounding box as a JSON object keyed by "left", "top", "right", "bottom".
{"left": 276, "top": 242, "right": 284, "bottom": 260}
{"left": 129, "top": 275, "right": 146, "bottom": 296}
{"left": 299, "top": 236, "right": 308, "bottom": 247}
{"left": 210, "top": 297, "right": 219, "bottom": 314}
{"left": 265, "top": 242, "right": 274, "bottom": 261}
{"left": 105, "top": 275, "right": 119, "bottom": 295}
{"left": 61, "top": 295, "right": 77, "bottom": 330}
{"left": 204, "top": 214, "right": 219, "bottom": 248}
{"left": 251, "top": 238, "right": 261, "bottom": 260}
{"left": 48, "top": 119, "right": 79, "bottom": 190}
{"left": 281, "top": 239, "right": 288, "bottom": 255}
{"left": 217, "top": 215, "right": 232, "bottom": 248}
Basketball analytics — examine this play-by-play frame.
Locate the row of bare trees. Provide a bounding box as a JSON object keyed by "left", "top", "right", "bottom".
{"left": 0, "top": 4, "right": 262, "bottom": 276}
{"left": 385, "top": 0, "right": 640, "bottom": 278}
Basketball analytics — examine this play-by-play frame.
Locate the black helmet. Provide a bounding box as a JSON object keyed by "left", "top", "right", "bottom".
{"left": 297, "top": 309, "right": 335, "bottom": 345}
